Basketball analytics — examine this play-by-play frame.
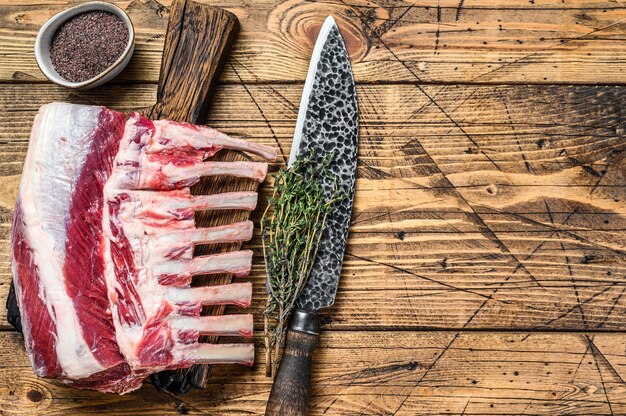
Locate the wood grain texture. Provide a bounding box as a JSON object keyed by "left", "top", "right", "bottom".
{"left": 1, "top": 0, "right": 626, "bottom": 83}
{"left": 2, "top": 331, "right": 626, "bottom": 415}
{"left": 2, "top": 0, "right": 626, "bottom": 414}
{"left": 0, "top": 83, "right": 624, "bottom": 332}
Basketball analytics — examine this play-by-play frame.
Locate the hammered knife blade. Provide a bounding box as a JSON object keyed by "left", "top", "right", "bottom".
{"left": 265, "top": 15, "right": 359, "bottom": 416}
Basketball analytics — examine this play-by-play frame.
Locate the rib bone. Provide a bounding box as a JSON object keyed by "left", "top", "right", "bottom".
{"left": 167, "top": 282, "right": 253, "bottom": 308}
{"left": 154, "top": 250, "right": 253, "bottom": 279}
{"left": 149, "top": 120, "right": 277, "bottom": 161}
{"left": 161, "top": 221, "right": 252, "bottom": 244}
{"left": 136, "top": 160, "right": 269, "bottom": 190}
{"left": 173, "top": 314, "right": 253, "bottom": 339}
{"left": 173, "top": 343, "right": 255, "bottom": 367}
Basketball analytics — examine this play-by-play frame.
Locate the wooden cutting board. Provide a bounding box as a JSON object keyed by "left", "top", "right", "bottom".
{"left": 146, "top": 0, "right": 251, "bottom": 394}
{"left": 6, "top": 0, "right": 254, "bottom": 395}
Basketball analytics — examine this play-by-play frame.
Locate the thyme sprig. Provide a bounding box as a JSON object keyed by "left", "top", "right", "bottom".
{"left": 261, "top": 153, "right": 343, "bottom": 377}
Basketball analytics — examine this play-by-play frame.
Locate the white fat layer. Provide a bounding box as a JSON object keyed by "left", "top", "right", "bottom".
{"left": 30, "top": 103, "right": 102, "bottom": 260}
{"left": 19, "top": 103, "right": 104, "bottom": 378}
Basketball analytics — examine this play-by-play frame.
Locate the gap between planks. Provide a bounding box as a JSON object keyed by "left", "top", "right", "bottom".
{"left": 3, "top": 80, "right": 626, "bottom": 87}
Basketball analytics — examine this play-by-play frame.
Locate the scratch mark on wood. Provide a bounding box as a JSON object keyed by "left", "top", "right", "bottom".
{"left": 346, "top": 252, "right": 514, "bottom": 307}
{"left": 460, "top": 397, "right": 472, "bottom": 415}
{"left": 319, "top": 348, "right": 371, "bottom": 414}
{"left": 434, "top": 1, "right": 442, "bottom": 55}
{"left": 500, "top": 90, "right": 533, "bottom": 173}
{"left": 520, "top": 401, "right": 534, "bottom": 415}
{"left": 358, "top": 158, "right": 428, "bottom": 189}
{"left": 543, "top": 198, "right": 555, "bottom": 225}
{"left": 562, "top": 242, "right": 588, "bottom": 327}
{"left": 455, "top": 0, "right": 466, "bottom": 21}
{"left": 587, "top": 335, "right": 616, "bottom": 416}
{"left": 596, "top": 286, "right": 626, "bottom": 329}
{"left": 330, "top": 361, "right": 426, "bottom": 383}
{"left": 587, "top": 335, "right": 626, "bottom": 384}
{"left": 230, "top": 56, "right": 298, "bottom": 112}
{"left": 529, "top": 283, "right": 621, "bottom": 332}
{"left": 380, "top": 1, "right": 418, "bottom": 36}
{"left": 164, "top": 390, "right": 211, "bottom": 416}
{"left": 477, "top": 206, "right": 626, "bottom": 259}
{"left": 402, "top": 276, "right": 422, "bottom": 323}
{"left": 470, "top": 18, "right": 626, "bottom": 83}
{"left": 227, "top": 62, "right": 286, "bottom": 161}
{"left": 565, "top": 153, "right": 602, "bottom": 178}
{"left": 391, "top": 332, "right": 462, "bottom": 415}
{"left": 571, "top": 340, "right": 592, "bottom": 383}
{"left": 589, "top": 166, "right": 609, "bottom": 195}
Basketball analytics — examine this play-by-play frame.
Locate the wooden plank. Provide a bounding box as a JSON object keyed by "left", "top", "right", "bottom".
{"left": 2, "top": 330, "right": 626, "bottom": 415}
{"left": 1, "top": 0, "right": 626, "bottom": 84}
{"left": 0, "top": 83, "right": 624, "bottom": 331}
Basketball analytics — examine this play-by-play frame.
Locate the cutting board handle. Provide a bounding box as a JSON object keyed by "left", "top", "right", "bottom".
{"left": 149, "top": 0, "right": 239, "bottom": 123}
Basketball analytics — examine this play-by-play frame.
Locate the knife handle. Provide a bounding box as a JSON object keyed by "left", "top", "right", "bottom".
{"left": 265, "top": 309, "right": 320, "bottom": 416}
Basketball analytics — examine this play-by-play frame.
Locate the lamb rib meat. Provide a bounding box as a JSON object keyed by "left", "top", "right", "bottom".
{"left": 11, "top": 102, "right": 276, "bottom": 394}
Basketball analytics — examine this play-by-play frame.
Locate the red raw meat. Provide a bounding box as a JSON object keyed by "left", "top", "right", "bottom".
{"left": 11, "top": 103, "right": 276, "bottom": 394}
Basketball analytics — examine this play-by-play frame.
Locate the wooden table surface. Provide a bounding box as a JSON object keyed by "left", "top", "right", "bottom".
{"left": 1, "top": 1, "right": 626, "bottom": 415}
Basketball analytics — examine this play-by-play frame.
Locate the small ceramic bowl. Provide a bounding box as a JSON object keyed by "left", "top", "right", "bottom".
{"left": 34, "top": 1, "right": 135, "bottom": 90}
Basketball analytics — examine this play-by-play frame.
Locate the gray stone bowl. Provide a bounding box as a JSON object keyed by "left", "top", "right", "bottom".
{"left": 34, "top": 1, "right": 135, "bottom": 90}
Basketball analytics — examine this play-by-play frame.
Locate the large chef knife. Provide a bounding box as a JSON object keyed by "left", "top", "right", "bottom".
{"left": 265, "top": 16, "right": 359, "bottom": 416}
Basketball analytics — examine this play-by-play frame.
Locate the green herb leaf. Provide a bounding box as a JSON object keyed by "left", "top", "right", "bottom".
{"left": 262, "top": 153, "right": 345, "bottom": 377}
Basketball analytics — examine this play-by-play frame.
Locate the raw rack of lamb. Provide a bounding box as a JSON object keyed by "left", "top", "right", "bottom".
{"left": 11, "top": 102, "right": 277, "bottom": 394}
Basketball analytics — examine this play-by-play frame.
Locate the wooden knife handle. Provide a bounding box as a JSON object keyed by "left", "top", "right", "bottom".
{"left": 265, "top": 310, "right": 320, "bottom": 416}
{"left": 149, "top": 0, "right": 238, "bottom": 123}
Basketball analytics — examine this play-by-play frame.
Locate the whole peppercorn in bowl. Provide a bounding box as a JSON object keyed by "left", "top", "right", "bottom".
{"left": 35, "top": 1, "right": 135, "bottom": 90}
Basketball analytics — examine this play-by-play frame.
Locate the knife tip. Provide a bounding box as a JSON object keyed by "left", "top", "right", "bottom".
{"left": 323, "top": 15, "right": 337, "bottom": 30}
